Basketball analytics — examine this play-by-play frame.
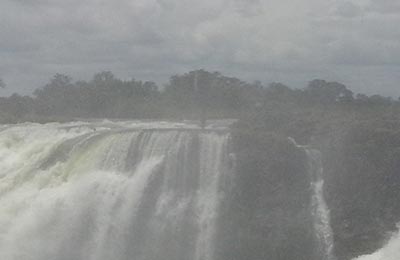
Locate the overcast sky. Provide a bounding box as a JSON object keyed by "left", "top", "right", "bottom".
{"left": 0, "top": 0, "right": 399, "bottom": 96}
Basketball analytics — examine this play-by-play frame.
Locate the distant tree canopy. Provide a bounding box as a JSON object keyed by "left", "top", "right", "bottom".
{"left": 164, "top": 70, "right": 262, "bottom": 116}
{"left": 305, "top": 79, "right": 354, "bottom": 103}
{"left": 31, "top": 71, "right": 160, "bottom": 118}
{"left": 265, "top": 82, "right": 301, "bottom": 104}
{"left": 0, "top": 69, "right": 399, "bottom": 123}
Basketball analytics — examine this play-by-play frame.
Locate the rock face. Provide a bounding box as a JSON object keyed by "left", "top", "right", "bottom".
{"left": 228, "top": 118, "right": 400, "bottom": 260}
{"left": 216, "top": 129, "right": 319, "bottom": 260}
{"left": 317, "top": 120, "right": 400, "bottom": 259}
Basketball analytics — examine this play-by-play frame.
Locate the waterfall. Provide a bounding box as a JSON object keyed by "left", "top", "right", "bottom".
{"left": 305, "top": 148, "right": 336, "bottom": 260}
{"left": 289, "top": 138, "right": 336, "bottom": 260}
{"left": 0, "top": 121, "right": 231, "bottom": 260}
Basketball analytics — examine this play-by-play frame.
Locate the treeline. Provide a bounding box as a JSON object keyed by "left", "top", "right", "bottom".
{"left": 0, "top": 69, "right": 398, "bottom": 123}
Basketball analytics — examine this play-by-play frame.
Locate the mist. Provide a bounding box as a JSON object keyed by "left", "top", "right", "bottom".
{"left": 1, "top": 1, "right": 400, "bottom": 260}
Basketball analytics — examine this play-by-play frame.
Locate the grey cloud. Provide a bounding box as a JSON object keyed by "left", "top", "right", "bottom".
{"left": 327, "top": 38, "right": 400, "bottom": 66}
{"left": 334, "top": 1, "right": 364, "bottom": 18}
{"left": 367, "top": 0, "right": 400, "bottom": 14}
{"left": 0, "top": 0, "right": 400, "bottom": 97}
{"left": 233, "top": 0, "right": 262, "bottom": 17}
{"left": 0, "top": 40, "right": 40, "bottom": 54}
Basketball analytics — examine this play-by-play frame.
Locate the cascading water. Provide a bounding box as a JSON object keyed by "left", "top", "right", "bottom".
{"left": 289, "top": 138, "right": 336, "bottom": 260}
{"left": 305, "top": 148, "right": 336, "bottom": 260}
{"left": 0, "top": 121, "right": 231, "bottom": 260}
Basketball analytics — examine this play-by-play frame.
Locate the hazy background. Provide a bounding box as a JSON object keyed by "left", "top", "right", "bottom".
{"left": 0, "top": 0, "right": 399, "bottom": 96}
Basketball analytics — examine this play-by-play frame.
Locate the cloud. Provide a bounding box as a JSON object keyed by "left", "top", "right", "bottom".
{"left": 367, "top": 0, "right": 400, "bottom": 15}
{"left": 334, "top": 1, "right": 364, "bottom": 18}
{"left": 0, "top": 0, "right": 399, "bottom": 97}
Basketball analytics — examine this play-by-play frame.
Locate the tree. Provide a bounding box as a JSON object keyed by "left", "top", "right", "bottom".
{"left": 369, "top": 94, "right": 392, "bottom": 105}
{"left": 305, "top": 79, "right": 354, "bottom": 104}
{"left": 266, "top": 82, "right": 294, "bottom": 100}
{"left": 33, "top": 74, "right": 75, "bottom": 116}
{"left": 92, "top": 71, "right": 115, "bottom": 84}
{"left": 164, "top": 69, "right": 256, "bottom": 118}
{"left": 34, "top": 74, "right": 73, "bottom": 98}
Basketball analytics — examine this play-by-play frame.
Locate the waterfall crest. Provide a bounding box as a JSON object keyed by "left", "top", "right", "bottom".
{"left": 0, "top": 122, "right": 230, "bottom": 260}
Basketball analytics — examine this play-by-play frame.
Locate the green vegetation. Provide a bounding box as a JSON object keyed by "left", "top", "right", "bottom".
{"left": 0, "top": 69, "right": 397, "bottom": 124}
{"left": 0, "top": 70, "right": 262, "bottom": 122}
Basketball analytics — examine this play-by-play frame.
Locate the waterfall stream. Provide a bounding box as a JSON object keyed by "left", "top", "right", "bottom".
{"left": 305, "top": 148, "right": 336, "bottom": 260}
{"left": 0, "top": 121, "right": 230, "bottom": 260}
{"left": 289, "top": 138, "right": 336, "bottom": 260}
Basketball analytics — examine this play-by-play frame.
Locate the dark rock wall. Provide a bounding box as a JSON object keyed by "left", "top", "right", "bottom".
{"left": 215, "top": 129, "right": 318, "bottom": 260}
{"left": 317, "top": 120, "right": 400, "bottom": 259}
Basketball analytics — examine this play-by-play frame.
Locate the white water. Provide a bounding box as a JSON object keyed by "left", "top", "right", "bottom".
{"left": 0, "top": 121, "right": 230, "bottom": 260}
{"left": 353, "top": 228, "right": 400, "bottom": 260}
{"left": 305, "top": 148, "right": 336, "bottom": 260}
{"left": 289, "top": 138, "right": 336, "bottom": 260}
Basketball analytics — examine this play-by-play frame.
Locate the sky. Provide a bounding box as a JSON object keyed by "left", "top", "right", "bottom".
{"left": 0, "top": 0, "right": 399, "bottom": 97}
